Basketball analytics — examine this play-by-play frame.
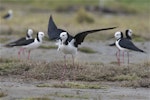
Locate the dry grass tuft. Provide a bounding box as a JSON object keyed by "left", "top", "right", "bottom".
{"left": 0, "top": 58, "right": 149, "bottom": 88}
{"left": 0, "top": 91, "right": 7, "bottom": 97}
{"left": 52, "top": 82, "right": 105, "bottom": 89}
{"left": 76, "top": 8, "right": 95, "bottom": 24}
{"left": 20, "top": 97, "right": 51, "bottom": 100}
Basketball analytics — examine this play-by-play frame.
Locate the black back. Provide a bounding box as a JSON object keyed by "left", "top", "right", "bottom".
{"left": 3, "top": 14, "right": 10, "bottom": 19}
{"left": 12, "top": 39, "right": 34, "bottom": 46}
{"left": 74, "top": 27, "right": 117, "bottom": 47}
{"left": 5, "top": 37, "right": 26, "bottom": 47}
{"left": 119, "top": 38, "right": 145, "bottom": 53}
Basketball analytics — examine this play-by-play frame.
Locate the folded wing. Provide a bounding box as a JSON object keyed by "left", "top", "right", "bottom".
{"left": 119, "top": 38, "right": 145, "bottom": 53}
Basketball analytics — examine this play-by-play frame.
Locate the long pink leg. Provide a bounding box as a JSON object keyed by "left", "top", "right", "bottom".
{"left": 123, "top": 51, "right": 124, "bottom": 64}
{"left": 119, "top": 50, "right": 120, "bottom": 65}
{"left": 22, "top": 48, "right": 26, "bottom": 56}
{"left": 72, "top": 54, "right": 76, "bottom": 81}
{"left": 127, "top": 52, "right": 129, "bottom": 64}
{"left": 18, "top": 48, "right": 24, "bottom": 59}
{"left": 27, "top": 50, "right": 31, "bottom": 60}
{"left": 116, "top": 50, "right": 120, "bottom": 66}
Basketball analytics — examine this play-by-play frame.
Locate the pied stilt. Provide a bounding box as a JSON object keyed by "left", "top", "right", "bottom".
{"left": 5, "top": 29, "right": 33, "bottom": 47}
{"left": 114, "top": 31, "right": 145, "bottom": 65}
{"left": 3, "top": 10, "right": 13, "bottom": 20}
{"left": 47, "top": 15, "right": 117, "bottom": 81}
{"left": 7, "top": 32, "right": 44, "bottom": 59}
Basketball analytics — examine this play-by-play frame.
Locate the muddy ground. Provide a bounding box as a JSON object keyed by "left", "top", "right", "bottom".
{"left": 1, "top": 38, "right": 149, "bottom": 64}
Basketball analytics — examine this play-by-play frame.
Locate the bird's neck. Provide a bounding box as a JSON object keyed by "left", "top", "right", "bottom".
{"left": 117, "top": 37, "right": 122, "bottom": 41}
{"left": 61, "top": 39, "right": 68, "bottom": 45}
{"left": 26, "top": 34, "right": 32, "bottom": 39}
{"left": 37, "top": 35, "right": 42, "bottom": 42}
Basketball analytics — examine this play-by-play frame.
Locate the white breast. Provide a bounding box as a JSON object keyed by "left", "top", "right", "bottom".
{"left": 115, "top": 39, "right": 128, "bottom": 51}
{"left": 57, "top": 40, "right": 77, "bottom": 55}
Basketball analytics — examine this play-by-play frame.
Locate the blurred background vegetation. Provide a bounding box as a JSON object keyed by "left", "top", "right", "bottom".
{"left": 0, "top": 0, "right": 150, "bottom": 41}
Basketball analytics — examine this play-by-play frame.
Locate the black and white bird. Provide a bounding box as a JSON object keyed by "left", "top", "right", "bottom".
{"left": 109, "top": 29, "right": 133, "bottom": 65}
{"left": 3, "top": 10, "right": 13, "bottom": 20}
{"left": 5, "top": 29, "right": 33, "bottom": 47}
{"left": 8, "top": 32, "right": 44, "bottom": 59}
{"left": 122, "top": 29, "right": 133, "bottom": 63}
{"left": 114, "top": 31, "right": 145, "bottom": 64}
{"left": 47, "top": 15, "right": 117, "bottom": 80}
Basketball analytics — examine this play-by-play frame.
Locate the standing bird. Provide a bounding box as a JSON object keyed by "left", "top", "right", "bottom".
{"left": 114, "top": 31, "right": 145, "bottom": 64}
{"left": 3, "top": 10, "right": 13, "bottom": 20}
{"left": 7, "top": 32, "right": 44, "bottom": 59}
{"left": 109, "top": 29, "right": 133, "bottom": 65}
{"left": 5, "top": 29, "right": 33, "bottom": 47}
{"left": 47, "top": 15, "right": 117, "bottom": 80}
{"left": 122, "top": 29, "right": 133, "bottom": 63}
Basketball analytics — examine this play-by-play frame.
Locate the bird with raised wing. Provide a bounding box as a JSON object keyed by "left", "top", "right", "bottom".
{"left": 47, "top": 15, "right": 117, "bottom": 81}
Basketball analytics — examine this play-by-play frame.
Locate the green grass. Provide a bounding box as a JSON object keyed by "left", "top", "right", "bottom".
{"left": 36, "top": 82, "right": 105, "bottom": 89}
{"left": 1, "top": 0, "right": 149, "bottom": 13}
{"left": 52, "top": 82, "right": 106, "bottom": 89}
{"left": 20, "top": 98, "right": 51, "bottom": 100}
{"left": 36, "top": 84, "right": 51, "bottom": 87}
{"left": 48, "top": 93, "right": 89, "bottom": 99}
{"left": 112, "top": 74, "right": 139, "bottom": 81}
{"left": 0, "top": 0, "right": 99, "bottom": 11}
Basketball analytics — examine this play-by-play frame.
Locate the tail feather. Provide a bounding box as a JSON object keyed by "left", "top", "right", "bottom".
{"left": 4, "top": 43, "right": 16, "bottom": 47}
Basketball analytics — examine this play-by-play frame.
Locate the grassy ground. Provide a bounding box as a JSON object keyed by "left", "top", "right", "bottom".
{"left": 0, "top": 57, "right": 149, "bottom": 88}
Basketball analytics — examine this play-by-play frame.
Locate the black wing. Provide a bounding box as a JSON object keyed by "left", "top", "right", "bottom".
{"left": 74, "top": 27, "right": 117, "bottom": 47}
{"left": 5, "top": 37, "right": 26, "bottom": 47}
{"left": 11, "top": 39, "right": 34, "bottom": 46}
{"left": 3, "top": 14, "right": 10, "bottom": 19}
{"left": 47, "top": 15, "right": 62, "bottom": 40}
{"left": 109, "top": 42, "right": 116, "bottom": 46}
{"left": 119, "top": 38, "right": 145, "bottom": 53}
